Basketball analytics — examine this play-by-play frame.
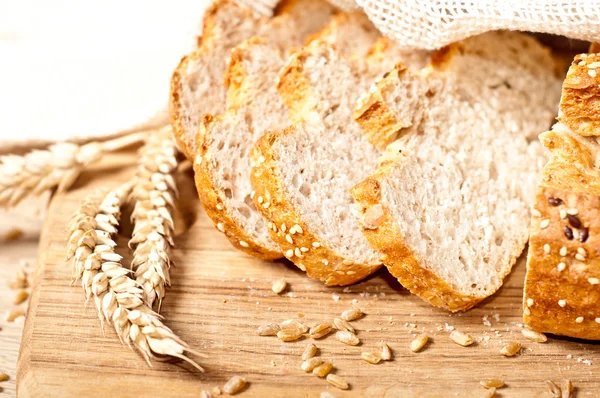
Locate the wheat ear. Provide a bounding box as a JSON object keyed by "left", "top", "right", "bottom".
{"left": 129, "top": 128, "right": 178, "bottom": 311}
{"left": 67, "top": 183, "right": 204, "bottom": 371}
{"left": 0, "top": 132, "right": 146, "bottom": 207}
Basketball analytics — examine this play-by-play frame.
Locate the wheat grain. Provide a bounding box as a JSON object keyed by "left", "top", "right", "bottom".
{"left": 277, "top": 329, "right": 304, "bottom": 342}
{"left": 223, "top": 376, "right": 247, "bottom": 395}
{"left": 340, "top": 308, "right": 363, "bottom": 321}
{"left": 326, "top": 374, "right": 349, "bottom": 390}
{"left": 0, "top": 373, "right": 8, "bottom": 382}
{"left": 449, "top": 330, "right": 473, "bottom": 346}
{"left": 312, "top": 361, "right": 333, "bottom": 377}
{"left": 301, "top": 357, "right": 324, "bottom": 372}
{"left": 410, "top": 334, "right": 428, "bottom": 352}
{"left": 257, "top": 323, "right": 281, "bottom": 336}
{"left": 521, "top": 328, "right": 547, "bottom": 343}
{"left": 545, "top": 380, "right": 561, "bottom": 397}
{"left": 13, "top": 289, "right": 28, "bottom": 305}
{"left": 378, "top": 341, "right": 392, "bottom": 360}
{"left": 561, "top": 380, "right": 573, "bottom": 398}
{"left": 333, "top": 317, "right": 354, "bottom": 333}
{"left": 302, "top": 343, "right": 318, "bottom": 360}
{"left": 500, "top": 341, "right": 521, "bottom": 356}
{"left": 68, "top": 184, "right": 203, "bottom": 371}
{"left": 335, "top": 330, "right": 359, "bottom": 346}
{"left": 129, "top": 129, "right": 179, "bottom": 311}
{"left": 361, "top": 351, "right": 382, "bottom": 364}
{"left": 4, "top": 309, "right": 25, "bottom": 322}
{"left": 480, "top": 379, "right": 504, "bottom": 389}
{"left": 0, "top": 132, "right": 146, "bottom": 208}
{"left": 481, "top": 387, "right": 496, "bottom": 398}
{"left": 309, "top": 321, "right": 333, "bottom": 339}
{"left": 281, "top": 319, "right": 308, "bottom": 333}
{"left": 271, "top": 279, "right": 287, "bottom": 294}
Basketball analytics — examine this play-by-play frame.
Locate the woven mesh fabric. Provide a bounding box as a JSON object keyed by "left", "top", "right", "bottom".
{"left": 330, "top": 0, "right": 600, "bottom": 49}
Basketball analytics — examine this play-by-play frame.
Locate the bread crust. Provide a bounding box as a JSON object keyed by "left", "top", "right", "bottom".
{"left": 250, "top": 127, "right": 382, "bottom": 286}
{"left": 524, "top": 131, "right": 600, "bottom": 339}
{"left": 194, "top": 114, "right": 282, "bottom": 260}
{"left": 169, "top": 0, "right": 262, "bottom": 160}
{"left": 558, "top": 53, "right": 600, "bottom": 137}
{"left": 351, "top": 165, "right": 484, "bottom": 312}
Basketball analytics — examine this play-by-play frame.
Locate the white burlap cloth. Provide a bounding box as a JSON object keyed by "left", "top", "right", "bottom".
{"left": 331, "top": 0, "right": 600, "bottom": 50}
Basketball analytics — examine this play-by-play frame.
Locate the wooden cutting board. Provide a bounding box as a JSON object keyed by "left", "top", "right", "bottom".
{"left": 16, "top": 150, "right": 600, "bottom": 397}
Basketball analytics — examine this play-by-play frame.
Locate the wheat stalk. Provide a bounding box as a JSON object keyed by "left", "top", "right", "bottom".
{"left": 67, "top": 183, "right": 204, "bottom": 371}
{"left": 0, "top": 132, "right": 147, "bottom": 207}
{"left": 129, "top": 128, "right": 179, "bottom": 311}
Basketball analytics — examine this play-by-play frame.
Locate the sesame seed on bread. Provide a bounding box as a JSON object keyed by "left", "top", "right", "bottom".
{"left": 524, "top": 52, "right": 600, "bottom": 339}
{"left": 191, "top": 0, "right": 337, "bottom": 259}
{"left": 249, "top": 39, "right": 427, "bottom": 285}
{"left": 351, "top": 31, "right": 562, "bottom": 311}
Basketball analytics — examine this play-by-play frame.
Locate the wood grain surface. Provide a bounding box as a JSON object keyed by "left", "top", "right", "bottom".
{"left": 16, "top": 151, "right": 600, "bottom": 397}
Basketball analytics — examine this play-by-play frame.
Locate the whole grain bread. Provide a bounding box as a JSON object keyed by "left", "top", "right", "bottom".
{"left": 351, "top": 31, "right": 562, "bottom": 311}
{"left": 249, "top": 39, "right": 428, "bottom": 285}
{"left": 193, "top": 10, "right": 369, "bottom": 259}
{"left": 524, "top": 52, "right": 600, "bottom": 339}
{"left": 170, "top": 0, "right": 336, "bottom": 160}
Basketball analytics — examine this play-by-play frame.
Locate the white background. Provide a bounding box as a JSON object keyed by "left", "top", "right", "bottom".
{"left": 0, "top": 0, "right": 212, "bottom": 146}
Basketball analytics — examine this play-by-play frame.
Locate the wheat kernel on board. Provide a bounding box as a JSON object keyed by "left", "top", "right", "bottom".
{"left": 481, "top": 387, "right": 496, "bottom": 398}
{"left": 361, "top": 351, "right": 382, "bottom": 364}
{"left": 277, "top": 328, "right": 304, "bottom": 342}
{"left": 340, "top": 307, "right": 363, "bottom": 321}
{"left": 378, "top": 341, "right": 392, "bottom": 360}
{"left": 500, "top": 341, "right": 521, "bottom": 356}
{"left": 257, "top": 323, "right": 281, "bottom": 336}
{"left": 410, "top": 334, "right": 428, "bottom": 352}
{"left": 312, "top": 362, "right": 333, "bottom": 377}
{"left": 301, "top": 357, "right": 324, "bottom": 372}
{"left": 271, "top": 279, "right": 287, "bottom": 294}
{"left": 521, "top": 328, "right": 547, "bottom": 343}
{"left": 335, "top": 330, "right": 359, "bottom": 346}
{"left": 480, "top": 378, "right": 504, "bottom": 389}
{"left": 561, "top": 379, "right": 574, "bottom": 398}
{"left": 222, "top": 376, "right": 247, "bottom": 395}
{"left": 0, "top": 373, "right": 8, "bottom": 382}
{"left": 333, "top": 317, "right": 354, "bottom": 333}
{"left": 326, "top": 374, "right": 349, "bottom": 390}
{"left": 281, "top": 319, "right": 308, "bottom": 333}
{"left": 309, "top": 322, "right": 333, "bottom": 339}
{"left": 545, "top": 380, "right": 561, "bottom": 397}
{"left": 449, "top": 330, "right": 473, "bottom": 346}
{"left": 302, "top": 343, "right": 317, "bottom": 360}
{"left": 200, "top": 391, "right": 213, "bottom": 398}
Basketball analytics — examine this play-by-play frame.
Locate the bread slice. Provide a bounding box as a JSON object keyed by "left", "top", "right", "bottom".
{"left": 249, "top": 40, "right": 428, "bottom": 285}
{"left": 524, "top": 53, "right": 600, "bottom": 339}
{"left": 170, "top": 0, "right": 337, "bottom": 160}
{"left": 351, "top": 31, "right": 562, "bottom": 311}
{"left": 194, "top": 12, "right": 378, "bottom": 259}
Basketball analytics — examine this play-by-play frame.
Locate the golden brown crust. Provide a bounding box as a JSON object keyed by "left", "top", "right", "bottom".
{"left": 353, "top": 64, "right": 413, "bottom": 150}
{"left": 249, "top": 128, "right": 382, "bottom": 286}
{"left": 524, "top": 52, "right": 600, "bottom": 339}
{"left": 276, "top": 50, "right": 320, "bottom": 124}
{"left": 590, "top": 43, "right": 600, "bottom": 53}
{"left": 557, "top": 53, "right": 600, "bottom": 137}
{"left": 351, "top": 166, "right": 483, "bottom": 312}
{"left": 169, "top": 0, "right": 262, "bottom": 160}
{"left": 194, "top": 115, "right": 282, "bottom": 260}
{"left": 524, "top": 134, "right": 600, "bottom": 338}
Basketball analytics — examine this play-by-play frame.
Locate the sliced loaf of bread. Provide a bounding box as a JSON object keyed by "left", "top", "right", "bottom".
{"left": 249, "top": 40, "right": 428, "bottom": 285}
{"left": 194, "top": 12, "right": 379, "bottom": 259}
{"left": 524, "top": 53, "right": 600, "bottom": 339}
{"left": 351, "top": 31, "right": 562, "bottom": 311}
{"left": 170, "top": 0, "right": 336, "bottom": 160}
